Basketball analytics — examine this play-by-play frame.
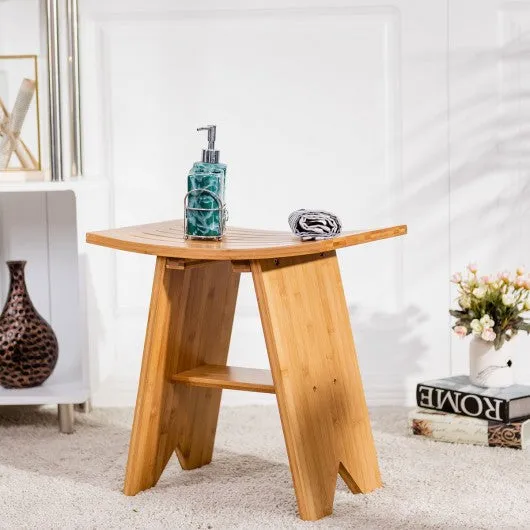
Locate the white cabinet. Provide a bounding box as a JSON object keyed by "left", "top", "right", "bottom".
{"left": 0, "top": 180, "right": 112, "bottom": 429}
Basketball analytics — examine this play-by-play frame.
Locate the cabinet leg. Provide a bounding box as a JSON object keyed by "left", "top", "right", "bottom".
{"left": 58, "top": 404, "right": 75, "bottom": 434}
{"left": 74, "top": 399, "right": 92, "bottom": 414}
{"left": 252, "top": 252, "right": 382, "bottom": 521}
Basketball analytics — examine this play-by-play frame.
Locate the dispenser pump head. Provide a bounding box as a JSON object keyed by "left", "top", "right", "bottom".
{"left": 197, "top": 125, "right": 219, "bottom": 163}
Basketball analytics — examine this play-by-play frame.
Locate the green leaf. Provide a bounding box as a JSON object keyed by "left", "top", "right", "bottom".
{"left": 518, "top": 322, "right": 530, "bottom": 333}
{"left": 494, "top": 334, "right": 505, "bottom": 350}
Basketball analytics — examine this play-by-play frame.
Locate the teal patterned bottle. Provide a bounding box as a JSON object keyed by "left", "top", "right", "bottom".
{"left": 185, "top": 125, "right": 227, "bottom": 240}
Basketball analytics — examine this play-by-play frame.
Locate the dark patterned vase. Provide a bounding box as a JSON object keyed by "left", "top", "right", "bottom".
{"left": 0, "top": 261, "right": 58, "bottom": 388}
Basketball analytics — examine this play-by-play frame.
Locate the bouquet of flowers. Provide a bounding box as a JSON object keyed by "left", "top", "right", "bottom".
{"left": 450, "top": 264, "right": 530, "bottom": 350}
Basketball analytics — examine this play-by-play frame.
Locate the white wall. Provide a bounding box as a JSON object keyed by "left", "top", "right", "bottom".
{"left": 83, "top": 0, "right": 530, "bottom": 406}
{"left": 448, "top": 1, "right": 530, "bottom": 380}
{"left": 2, "top": 0, "right": 530, "bottom": 407}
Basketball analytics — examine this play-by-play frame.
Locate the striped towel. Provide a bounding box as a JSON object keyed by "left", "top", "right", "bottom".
{"left": 288, "top": 209, "right": 342, "bottom": 241}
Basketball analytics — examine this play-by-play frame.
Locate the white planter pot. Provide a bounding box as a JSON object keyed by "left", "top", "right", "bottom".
{"left": 469, "top": 337, "right": 514, "bottom": 388}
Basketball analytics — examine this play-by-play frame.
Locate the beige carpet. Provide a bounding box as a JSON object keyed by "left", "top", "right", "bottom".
{"left": 0, "top": 405, "right": 528, "bottom": 529}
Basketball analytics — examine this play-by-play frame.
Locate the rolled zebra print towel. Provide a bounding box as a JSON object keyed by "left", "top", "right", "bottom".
{"left": 288, "top": 209, "right": 342, "bottom": 241}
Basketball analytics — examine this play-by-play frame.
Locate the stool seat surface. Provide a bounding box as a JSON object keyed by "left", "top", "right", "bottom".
{"left": 86, "top": 219, "right": 407, "bottom": 260}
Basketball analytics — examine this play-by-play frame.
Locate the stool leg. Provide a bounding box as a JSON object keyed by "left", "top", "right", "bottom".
{"left": 252, "top": 252, "right": 382, "bottom": 521}
{"left": 124, "top": 257, "right": 240, "bottom": 496}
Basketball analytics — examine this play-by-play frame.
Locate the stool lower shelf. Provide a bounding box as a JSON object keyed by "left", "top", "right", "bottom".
{"left": 172, "top": 365, "right": 275, "bottom": 394}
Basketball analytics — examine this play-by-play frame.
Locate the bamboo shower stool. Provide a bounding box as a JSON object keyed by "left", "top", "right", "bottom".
{"left": 87, "top": 220, "right": 407, "bottom": 521}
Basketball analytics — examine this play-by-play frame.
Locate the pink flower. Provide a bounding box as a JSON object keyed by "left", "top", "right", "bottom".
{"left": 454, "top": 325, "right": 468, "bottom": 338}
{"left": 480, "top": 275, "right": 491, "bottom": 284}
{"left": 481, "top": 328, "right": 496, "bottom": 342}
{"left": 515, "top": 276, "right": 525, "bottom": 288}
{"left": 451, "top": 273, "right": 462, "bottom": 283}
{"left": 467, "top": 263, "right": 478, "bottom": 274}
{"left": 500, "top": 271, "right": 510, "bottom": 283}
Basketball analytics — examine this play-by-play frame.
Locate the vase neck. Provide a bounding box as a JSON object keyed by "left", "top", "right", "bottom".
{"left": 2, "top": 261, "right": 33, "bottom": 315}
{"left": 7, "top": 261, "right": 27, "bottom": 286}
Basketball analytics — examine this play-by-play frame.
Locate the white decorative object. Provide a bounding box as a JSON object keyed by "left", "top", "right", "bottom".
{"left": 0, "top": 78, "right": 36, "bottom": 170}
{"left": 469, "top": 336, "right": 514, "bottom": 388}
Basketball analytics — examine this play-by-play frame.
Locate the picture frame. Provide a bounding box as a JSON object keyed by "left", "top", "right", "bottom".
{"left": 0, "top": 55, "right": 42, "bottom": 179}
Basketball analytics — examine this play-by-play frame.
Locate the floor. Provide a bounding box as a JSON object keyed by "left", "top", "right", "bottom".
{"left": 0, "top": 405, "right": 528, "bottom": 529}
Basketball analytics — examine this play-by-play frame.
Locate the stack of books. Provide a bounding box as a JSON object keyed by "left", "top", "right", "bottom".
{"left": 409, "top": 375, "right": 530, "bottom": 449}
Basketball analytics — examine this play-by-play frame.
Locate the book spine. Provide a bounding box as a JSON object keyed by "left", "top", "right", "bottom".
{"left": 409, "top": 413, "right": 524, "bottom": 449}
{"left": 416, "top": 383, "right": 509, "bottom": 422}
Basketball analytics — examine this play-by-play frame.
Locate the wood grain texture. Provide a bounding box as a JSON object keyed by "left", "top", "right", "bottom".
{"left": 251, "top": 252, "right": 382, "bottom": 521}
{"left": 165, "top": 258, "right": 210, "bottom": 270}
{"left": 172, "top": 365, "right": 275, "bottom": 394}
{"left": 123, "top": 258, "right": 240, "bottom": 496}
{"left": 86, "top": 219, "right": 407, "bottom": 260}
{"left": 231, "top": 260, "right": 251, "bottom": 273}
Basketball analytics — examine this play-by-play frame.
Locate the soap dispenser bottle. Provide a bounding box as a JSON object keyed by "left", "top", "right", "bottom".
{"left": 185, "top": 125, "right": 227, "bottom": 240}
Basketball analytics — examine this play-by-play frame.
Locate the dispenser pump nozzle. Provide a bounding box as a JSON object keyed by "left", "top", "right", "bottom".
{"left": 197, "top": 125, "right": 219, "bottom": 163}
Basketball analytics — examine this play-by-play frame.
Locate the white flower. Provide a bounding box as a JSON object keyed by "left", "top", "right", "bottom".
{"left": 468, "top": 263, "right": 478, "bottom": 274}
{"left": 481, "top": 328, "right": 496, "bottom": 342}
{"left": 470, "top": 319, "right": 483, "bottom": 335}
{"left": 500, "top": 271, "right": 511, "bottom": 283}
{"left": 517, "top": 266, "right": 525, "bottom": 276}
{"left": 459, "top": 295, "right": 471, "bottom": 309}
{"left": 525, "top": 299, "right": 530, "bottom": 311}
{"left": 473, "top": 286, "right": 487, "bottom": 299}
{"left": 480, "top": 314, "right": 495, "bottom": 329}
{"left": 454, "top": 326, "right": 468, "bottom": 338}
{"left": 502, "top": 293, "right": 516, "bottom": 306}
{"left": 451, "top": 273, "right": 462, "bottom": 284}
{"left": 506, "top": 328, "right": 513, "bottom": 337}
